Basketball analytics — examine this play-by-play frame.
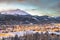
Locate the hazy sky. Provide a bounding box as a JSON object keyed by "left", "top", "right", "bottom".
{"left": 0, "top": 0, "right": 60, "bottom": 16}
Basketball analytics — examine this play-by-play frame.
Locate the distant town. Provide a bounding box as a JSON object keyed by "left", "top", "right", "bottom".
{"left": 0, "top": 23, "right": 60, "bottom": 37}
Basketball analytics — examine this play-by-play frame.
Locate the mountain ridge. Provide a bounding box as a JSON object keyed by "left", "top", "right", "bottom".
{"left": 0, "top": 9, "right": 30, "bottom": 16}
{"left": 0, "top": 9, "right": 60, "bottom": 25}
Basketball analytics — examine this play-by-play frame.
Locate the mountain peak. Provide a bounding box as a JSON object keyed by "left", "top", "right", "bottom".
{"left": 0, "top": 9, "right": 30, "bottom": 15}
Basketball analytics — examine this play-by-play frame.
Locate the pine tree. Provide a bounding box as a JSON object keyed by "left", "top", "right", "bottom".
{"left": 2, "top": 38, "right": 5, "bottom": 40}
{"left": 14, "top": 35, "right": 19, "bottom": 40}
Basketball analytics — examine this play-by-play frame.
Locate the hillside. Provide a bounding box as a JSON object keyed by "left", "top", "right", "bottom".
{"left": 0, "top": 9, "right": 60, "bottom": 25}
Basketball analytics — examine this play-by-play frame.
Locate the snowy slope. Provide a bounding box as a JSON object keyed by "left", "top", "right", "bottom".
{"left": 0, "top": 9, "right": 30, "bottom": 15}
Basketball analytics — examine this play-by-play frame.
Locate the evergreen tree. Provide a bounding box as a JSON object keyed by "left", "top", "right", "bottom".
{"left": 2, "top": 38, "right": 5, "bottom": 40}
{"left": 33, "top": 32, "right": 40, "bottom": 40}
{"left": 14, "top": 35, "right": 19, "bottom": 40}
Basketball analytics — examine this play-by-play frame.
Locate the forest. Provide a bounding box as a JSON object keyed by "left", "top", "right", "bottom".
{"left": 1, "top": 32, "right": 60, "bottom": 40}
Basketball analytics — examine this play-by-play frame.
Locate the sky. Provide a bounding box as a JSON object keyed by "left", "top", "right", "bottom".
{"left": 0, "top": 0, "right": 60, "bottom": 16}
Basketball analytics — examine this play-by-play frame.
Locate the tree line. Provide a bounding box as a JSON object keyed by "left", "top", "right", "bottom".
{"left": 2, "top": 32, "right": 60, "bottom": 40}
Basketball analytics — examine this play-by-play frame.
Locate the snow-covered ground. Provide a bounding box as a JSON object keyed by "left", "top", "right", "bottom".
{"left": 10, "top": 31, "right": 60, "bottom": 36}
{"left": 0, "top": 31, "right": 60, "bottom": 39}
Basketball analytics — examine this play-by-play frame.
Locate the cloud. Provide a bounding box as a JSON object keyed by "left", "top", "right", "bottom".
{"left": 0, "top": 0, "right": 24, "bottom": 2}
{"left": 17, "top": 0, "right": 24, "bottom": 2}
{"left": 48, "top": 1, "right": 60, "bottom": 12}
{"left": 0, "top": 0, "right": 60, "bottom": 15}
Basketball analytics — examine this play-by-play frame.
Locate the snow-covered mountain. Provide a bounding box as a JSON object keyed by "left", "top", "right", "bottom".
{"left": 0, "top": 9, "right": 60, "bottom": 25}
{"left": 0, "top": 9, "right": 30, "bottom": 15}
